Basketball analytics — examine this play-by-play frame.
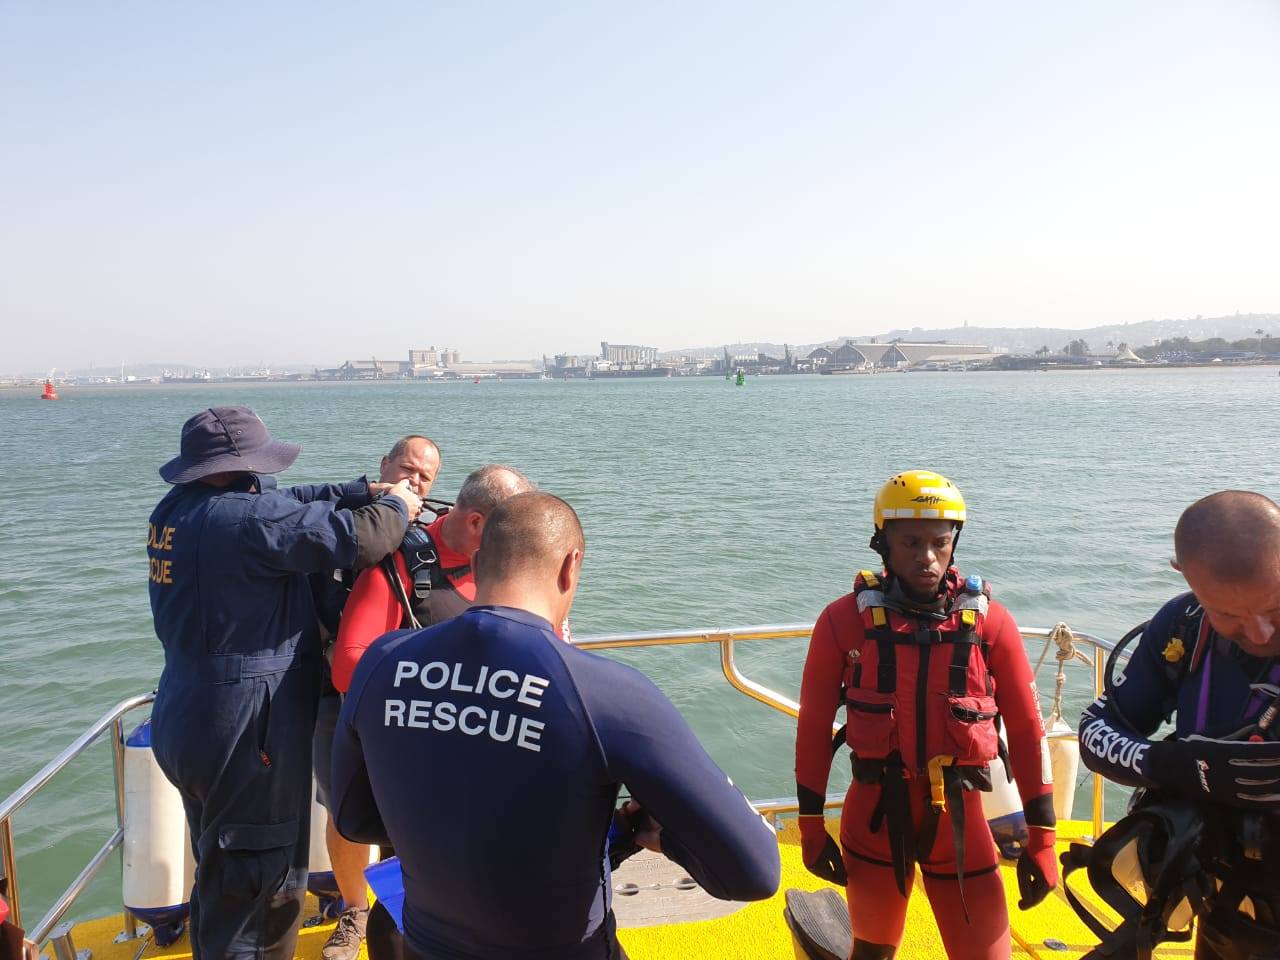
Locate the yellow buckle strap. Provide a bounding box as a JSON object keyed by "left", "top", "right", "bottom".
{"left": 927, "top": 756, "right": 955, "bottom": 812}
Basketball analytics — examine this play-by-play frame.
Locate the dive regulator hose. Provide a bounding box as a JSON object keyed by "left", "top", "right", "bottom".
{"left": 1102, "top": 621, "right": 1149, "bottom": 734}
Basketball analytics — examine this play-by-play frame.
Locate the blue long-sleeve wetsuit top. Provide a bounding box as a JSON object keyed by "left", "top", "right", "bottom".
{"left": 1079, "top": 591, "right": 1280, "bottom": 788}
{"left": 331, "top": 605, "right": 781, "bottom": 960}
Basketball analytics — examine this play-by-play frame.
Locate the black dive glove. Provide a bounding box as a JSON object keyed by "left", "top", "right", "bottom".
{"left": 797, "top": 782, "right": 847, "bottom": 885}
{"left": 1148, "top": 735, "right": 1280, "bottom": 812}
{"left": 799, "top": 817, "right": 848, "bottom": 886}
{"left": 1015, "top": 795, "right": 1057, "bottom": 910}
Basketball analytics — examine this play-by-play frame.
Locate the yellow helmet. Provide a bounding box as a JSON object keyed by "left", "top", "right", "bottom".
{"left": 873, "top": 470, "right": 967, "bottom": 530}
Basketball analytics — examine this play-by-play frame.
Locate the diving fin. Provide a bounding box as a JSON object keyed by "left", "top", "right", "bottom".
{"left": 783, "top": 888, "right": 852, "bottom": 960}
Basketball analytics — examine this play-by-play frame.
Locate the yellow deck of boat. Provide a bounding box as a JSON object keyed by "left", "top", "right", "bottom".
{"left": 68, "top": 818, "right": 1193, "bottom": 959}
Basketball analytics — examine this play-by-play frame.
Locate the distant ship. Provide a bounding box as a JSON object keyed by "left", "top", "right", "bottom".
{"left": 226, "top": 368, "right": 271, "bottom": 382}
{"left": 587, "top": 366, "right": 674, "bottom": 379}
{"left": 819, "top": 366, "right": 874, "bottom": 376}
{"left": 161, "top": 370, "right": 212, "bottom": 383}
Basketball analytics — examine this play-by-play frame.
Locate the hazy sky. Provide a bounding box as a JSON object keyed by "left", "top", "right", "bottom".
{"left": 3, "top": 2, "right": 1278, "bottom": 372}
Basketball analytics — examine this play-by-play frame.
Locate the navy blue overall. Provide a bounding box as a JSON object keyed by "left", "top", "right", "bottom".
{"left": 148, "top": 475, "right": 390, "bottom": 960}
{"left": 331, "top": 605, "right": 781, "bottom": 960}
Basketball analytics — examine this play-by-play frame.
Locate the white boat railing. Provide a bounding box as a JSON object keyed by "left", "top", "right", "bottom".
{"left": 0, "top": 622, "right": 1120, "bottom": 952}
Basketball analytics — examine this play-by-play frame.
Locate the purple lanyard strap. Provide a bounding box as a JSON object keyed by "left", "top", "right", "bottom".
{"left": 1196, "top": 616, "right": 1280, "bottom": 730}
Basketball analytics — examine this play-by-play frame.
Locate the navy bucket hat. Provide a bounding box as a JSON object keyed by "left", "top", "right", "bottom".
{"left": 159, "top": 406, "right": 301, "bottom": 484}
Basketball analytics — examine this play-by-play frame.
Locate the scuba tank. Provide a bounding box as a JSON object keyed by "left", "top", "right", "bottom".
{"left": 981, "top": 727, "right": 1027, "bottom": 860}
{"left": 122, "top": 719, "right": 194, "bottom": 946}
{"left": 1047, "top": 715, "right": 1080, "bottom": 820}
{"left": 1060, "top": 792, "right": 1205, "bottom": 959}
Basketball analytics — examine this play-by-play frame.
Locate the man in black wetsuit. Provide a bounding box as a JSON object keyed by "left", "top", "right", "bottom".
{"left": 1079, "top": 491, "right": 1280, "bottom": 959}
{"left": 330, "top": 491, "right": 781, "bottom": 960}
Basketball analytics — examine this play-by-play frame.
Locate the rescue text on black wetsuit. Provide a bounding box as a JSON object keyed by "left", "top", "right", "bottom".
{"left": 331, "top": 605, "right": 781, "bottom": 960}
{"left": 1079, "top": 591, "right": 1278, "bottom": 789}
{"left": 385, "top": 660, "right": 550, "bottom": 752}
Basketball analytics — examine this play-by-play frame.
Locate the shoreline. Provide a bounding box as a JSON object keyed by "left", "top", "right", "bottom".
{"left": 2, "top": 361, "right": 1278, "bottom": 393}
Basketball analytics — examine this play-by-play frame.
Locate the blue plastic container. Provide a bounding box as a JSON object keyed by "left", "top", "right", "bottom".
{"left": 364, "top": 858, "right": 405, "bottom": 932}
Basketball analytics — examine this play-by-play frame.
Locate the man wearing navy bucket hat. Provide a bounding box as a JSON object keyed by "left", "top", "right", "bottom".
{"left": 146, "top": 406, "right": 422, "bottom": 960}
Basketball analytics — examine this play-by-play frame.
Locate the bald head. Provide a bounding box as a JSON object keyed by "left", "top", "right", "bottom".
{"left": 1174, "top": 491, "right": 1280, "bottom": 656}
{"left": 455, "top": 464, "right": 535, "bottom": 514}
{"left": 434, "top": 464, "right": 535, "bottom": 558}
{"left": 1174, "top": 491, "right": 1280, "bottom": 583}
{"left": 386, "top": 434, "right": 439, "bottom": 463}
{"left": 475, "top": 492, "right": 585, "bottom": 588}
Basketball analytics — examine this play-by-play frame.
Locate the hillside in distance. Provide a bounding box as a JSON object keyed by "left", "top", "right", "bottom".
{"left": 875, "top": 312, "right": 1279, "bottom": 354}
{"left": 662, "top": 312, "right": 1280, "bottom": 359}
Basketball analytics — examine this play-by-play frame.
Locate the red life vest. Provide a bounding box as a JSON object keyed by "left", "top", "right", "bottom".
{"left": 840, "top": 567, "right": 999, "bottom": 776}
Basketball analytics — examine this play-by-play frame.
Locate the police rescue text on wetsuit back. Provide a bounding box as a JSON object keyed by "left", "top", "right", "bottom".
{"left": 385, "top": 659, "right": 550, "bottom": 753}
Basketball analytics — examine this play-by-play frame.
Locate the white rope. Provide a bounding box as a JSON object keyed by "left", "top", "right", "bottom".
{"left": 1033, "top": 621, "right": 1094, "bottom": 725}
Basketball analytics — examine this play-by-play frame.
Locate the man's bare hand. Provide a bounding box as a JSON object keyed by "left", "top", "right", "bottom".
{"left": 385, "top": 479, "right": 423, "bottom": 522}
{"left": 368, "top": 481, "right": 394, "bottom": 497}
{"left": 622, "top": 799, "right": 663, "bottom": 853}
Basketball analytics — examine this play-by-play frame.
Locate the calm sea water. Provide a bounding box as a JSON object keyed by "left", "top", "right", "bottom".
{"left": 1, "top": 367, "right": 1276, "bottom": 923}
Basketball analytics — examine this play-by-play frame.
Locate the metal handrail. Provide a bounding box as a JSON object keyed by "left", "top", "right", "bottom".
{"left": 1, "top": 622, "right": 1121, "bottom": 949}
{"left": 29, "top": 829, "right": 123, "bottom": 945}
{"left": 0, "top": 692, "right": 154, "bottom": 946}
{"left": 0, "top": 693, "right": 154, "bottom": 825}
{"left": 570, "top": 623, "right": 1121, "bottom": 840}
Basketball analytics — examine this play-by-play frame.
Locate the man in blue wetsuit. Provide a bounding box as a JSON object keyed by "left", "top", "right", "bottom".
{"left": 148, "top": 406, "right": 423, "bottom": 960}
{"left": 1079, "top": 491, "right": 1280, "bottom": 959}
{"left": 331, "top": 491, "right": 780, "bottom": 960}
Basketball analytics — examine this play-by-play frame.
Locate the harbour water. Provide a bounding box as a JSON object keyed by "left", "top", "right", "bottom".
{"left": 0, "top": 366, "right": 1275, "bottom": 922}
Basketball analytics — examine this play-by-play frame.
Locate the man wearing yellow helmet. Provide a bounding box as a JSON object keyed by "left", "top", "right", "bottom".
{"left": 795, "top": 471, "right": 1057, "bottom": 960}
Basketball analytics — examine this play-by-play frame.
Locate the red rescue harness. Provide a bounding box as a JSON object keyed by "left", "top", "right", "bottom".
{"left": 838, "top": 567, "right": 1002, "bottom": 909}
{"left": 841, "top": 567, "right": 999, "bottom": 775}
